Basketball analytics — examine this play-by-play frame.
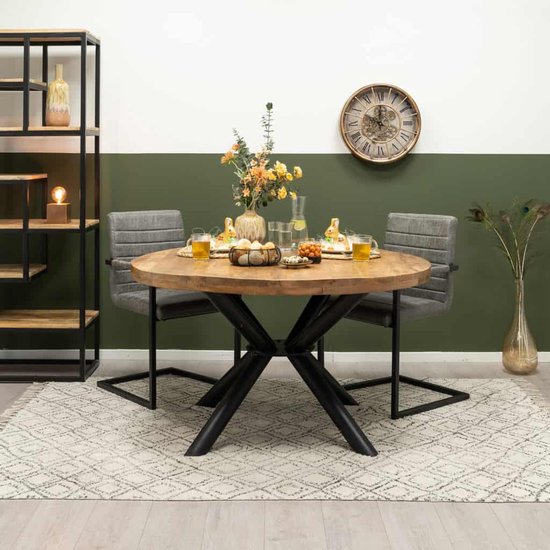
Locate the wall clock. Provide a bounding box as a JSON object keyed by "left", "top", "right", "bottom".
{"left": 340, "top": 84, "right": 421, "bottom": 164}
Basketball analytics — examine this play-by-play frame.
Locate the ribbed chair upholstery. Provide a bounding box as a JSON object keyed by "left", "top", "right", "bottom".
{"left": 98, "top": 210, "right": 239, "bottom": 410}
{"left": 321, "top": 212, "right": 469, "bottom": 419}
{"left": 346, "top": 213, "right": 457, "bottom": 327}
{"left": 108, "top": 210, "right": 217, "bottom": 320}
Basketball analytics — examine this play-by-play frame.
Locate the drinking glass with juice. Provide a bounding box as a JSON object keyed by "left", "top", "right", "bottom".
{"left": 190, "top": 233, "right": 211, "bottom": 260}
{"left": 351, "top": 234, "right": 373, "bottom": 262}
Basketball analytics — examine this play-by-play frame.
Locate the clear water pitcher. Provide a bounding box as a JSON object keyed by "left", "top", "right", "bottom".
{"left": 290, "top": 196, "right": 308, "bottom": 249}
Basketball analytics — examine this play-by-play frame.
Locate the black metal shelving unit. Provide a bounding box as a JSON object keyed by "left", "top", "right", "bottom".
{"left": 0, "top": 30, "right": 100, "bottom": 381}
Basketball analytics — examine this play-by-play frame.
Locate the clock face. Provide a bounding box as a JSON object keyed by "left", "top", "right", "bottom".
{"left": 340, "top": 84, "right": 421, "bottom": 164}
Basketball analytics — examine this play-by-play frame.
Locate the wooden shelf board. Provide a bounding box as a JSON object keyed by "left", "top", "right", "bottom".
{"left": 0, "top": 29, "right": 100, "bottom": 44}
{"left": 0, "top": 174, "right": 47, "bottom": 181}
{"left": 0, "top": 309, "right": 99, "bottom": 329}
{"left": 0, "top": 78, "right": 47, "bottom": 91}
{"left": 0, "top": 219, "right": 99, "bottom": 231}
{"left": 0, "top": 264, "right": 47, "bottom": 279}
{"left": 0, "top": 126, "right": 99, "bottom": 136}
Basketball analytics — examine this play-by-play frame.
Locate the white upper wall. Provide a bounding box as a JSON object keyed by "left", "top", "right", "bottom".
{"left": 0, "top": 0, "right": 548, "bottom": 154}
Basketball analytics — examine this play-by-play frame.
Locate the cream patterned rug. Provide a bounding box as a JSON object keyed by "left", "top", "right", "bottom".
{"left": 0, "top": 376, "right": 549, "bottom": 502}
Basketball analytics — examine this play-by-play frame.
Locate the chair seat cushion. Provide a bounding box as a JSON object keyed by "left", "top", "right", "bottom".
{"left": 114, "top": 289, "right": 217, "bottom": 321}
{"left": 345, "top": 292, "right": 448, "bottom": 328}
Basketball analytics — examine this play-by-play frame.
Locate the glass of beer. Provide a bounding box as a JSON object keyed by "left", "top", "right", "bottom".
{"left": 190, "top": 232, "right": 211, "bottom": 261}
{"left": 351, "top": 234, "right": 373, "bottom": 262}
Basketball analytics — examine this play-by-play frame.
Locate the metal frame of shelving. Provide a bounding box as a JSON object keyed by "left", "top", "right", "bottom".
{"left": 0, "top": 175, "right": 48, "bottom": 283}
{"left": 0, "top": 30, "right": 100, "bottom": 382}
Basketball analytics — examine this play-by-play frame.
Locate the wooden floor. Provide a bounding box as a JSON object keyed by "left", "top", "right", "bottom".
{"left": 0, "top": 360, "right": 549, "bottom": 549}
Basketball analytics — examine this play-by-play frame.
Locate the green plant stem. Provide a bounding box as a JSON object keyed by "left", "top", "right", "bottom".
{"left": 505, "top": 218, "right": 522, "bottom": 278}
{"left": 485, "top": 217, "right": 518, "bottom": 277}
{"left": 520, "top": 217, "right": 540, "bottom": 277}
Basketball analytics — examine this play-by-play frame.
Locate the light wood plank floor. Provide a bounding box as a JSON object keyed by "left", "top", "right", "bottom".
{"left": 0, "top": 360, "right": 548, "bottom": 549}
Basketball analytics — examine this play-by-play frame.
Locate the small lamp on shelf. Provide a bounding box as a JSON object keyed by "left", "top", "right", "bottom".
{"left": 46, "top": 186, "right": 71, "bottom": 224}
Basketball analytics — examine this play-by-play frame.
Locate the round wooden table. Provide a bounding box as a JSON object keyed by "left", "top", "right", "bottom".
{"left": 132, "top": 248, "right": 431, "bottom": 456}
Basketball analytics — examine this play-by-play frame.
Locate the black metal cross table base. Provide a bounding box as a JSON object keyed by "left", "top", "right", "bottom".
{"left": 185, "top": 293, "right": 378, "bottom": 457}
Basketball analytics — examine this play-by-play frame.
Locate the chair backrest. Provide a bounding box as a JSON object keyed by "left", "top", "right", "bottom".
{"left": 384, "top": 213, "right": 458, "bottom": 306}
{"left": 107, "top": 210, "right": 185, "bottom": 298}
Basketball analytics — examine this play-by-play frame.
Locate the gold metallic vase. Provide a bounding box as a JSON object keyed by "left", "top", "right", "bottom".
{"left": 502, "top": 278, "right": 538, "bottom": 374}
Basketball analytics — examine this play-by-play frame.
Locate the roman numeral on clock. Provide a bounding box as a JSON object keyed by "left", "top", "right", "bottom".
{"left": 351, "top": 131, "right": 361, "bottom": 143}
{"left": 403, "top": 120, "right": 413, "bottom": 126}
{"left": 362, "top": 142, "right": 371, "bottom": 154}
{"left": 348, "top": 120, "right": 358, "bottom": 127}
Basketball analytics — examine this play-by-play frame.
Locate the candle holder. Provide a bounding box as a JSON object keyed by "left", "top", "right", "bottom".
{"left": 46, "top": 186, "right": 71, "bottom": 224}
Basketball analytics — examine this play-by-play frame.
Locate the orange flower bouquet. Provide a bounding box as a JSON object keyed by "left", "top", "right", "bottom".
{"left": 221, "top": 103, "right": 303, "bottom": 211}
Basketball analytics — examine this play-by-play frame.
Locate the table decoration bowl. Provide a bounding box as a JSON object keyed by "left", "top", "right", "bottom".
{"left": 298, "top": 241, "right": 322, "bottom": 263}
{"left": 229, "top": 245, "right": 282, "bottom": 267}
{"left": 280, "top": 255, "right": 313, "bottom": 268}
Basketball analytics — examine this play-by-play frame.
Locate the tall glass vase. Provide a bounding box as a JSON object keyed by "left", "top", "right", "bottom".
{"left": 502, "top": 278, "right": 538, "bottom": 374}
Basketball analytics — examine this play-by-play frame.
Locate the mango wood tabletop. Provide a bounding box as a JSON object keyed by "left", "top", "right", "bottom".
{"left": 131, "top": 248, "right": 431, "bottom": 296}
{"left": 129, "top": 247, "right": 432, "bottom": 458}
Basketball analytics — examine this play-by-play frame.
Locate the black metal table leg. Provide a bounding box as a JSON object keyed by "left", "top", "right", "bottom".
{"left": 286, "top": 294, "right": 366, "bottom": 353}
{"left": 289, "top": 352, "right": 377, "bottom": 456}
{"left": 316, "top": 363, "right": 359, "bottom": 406}
{"left": 186, "top": 352, "right": 272, "bottom": 456}
{"left": 287, "top": 295, "right": 330, "bottom": 343}
{"left": 187, "top": 292, "right": 378, "bottom": 456}
{"left": 197, "top": 351, "right": 254, "bottom": 407}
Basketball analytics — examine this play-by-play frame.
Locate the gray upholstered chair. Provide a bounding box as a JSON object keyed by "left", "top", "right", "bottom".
{"left": 320, "top": 213, "right": 469, "bottom": 418}
{"left": 97, "top": 210, "right": 240, "bottom": 410}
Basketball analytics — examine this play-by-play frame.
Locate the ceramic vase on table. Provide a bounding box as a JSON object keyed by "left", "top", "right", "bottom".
{"left": 235, "top": 210, "right": 266, "bottom": 242}
{"left": 46, "top": 64, "right": 70, "bottom": 127}
{"left": 502, "top": 277, "right": 538, "bottom": 374}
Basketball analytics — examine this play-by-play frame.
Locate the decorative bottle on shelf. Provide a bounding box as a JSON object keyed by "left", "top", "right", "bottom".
{"left": 290, "top": 195, "right": 308, "bottom": 249}
{"left": 46, "top": 64, "right": 70, "bottom": 127}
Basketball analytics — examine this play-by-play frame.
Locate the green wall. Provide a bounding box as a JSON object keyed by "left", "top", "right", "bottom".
{"left": 0, "top": 153, "right": 549, "bottom": 352}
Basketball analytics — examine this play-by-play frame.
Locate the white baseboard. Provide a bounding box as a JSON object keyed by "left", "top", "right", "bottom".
{"left": 1, "top": 349, "right": 549, "bottom": 363}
